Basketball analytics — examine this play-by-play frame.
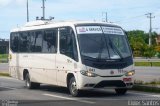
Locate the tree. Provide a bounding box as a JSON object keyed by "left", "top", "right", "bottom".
{"left": 143, "top": 46, "right": 156, "bottom": 58}
{"left": 127, "top": 30, "right": 147, "bottom": 57}
{"left": 127, "top": 30, "right": 157, "bottom": 57}
{"left": 144, "top": 31, "right": 158, "bottom": 46}
{"left": 155, "top": 45, "right": 160, "bottom": 58}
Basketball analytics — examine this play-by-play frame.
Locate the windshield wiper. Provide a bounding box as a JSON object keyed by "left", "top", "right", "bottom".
{"left": 108, "top": 38, "right": 123, "bottom": 59}
{"left": 97, "top": 37, "right": 104, "bottom": 59}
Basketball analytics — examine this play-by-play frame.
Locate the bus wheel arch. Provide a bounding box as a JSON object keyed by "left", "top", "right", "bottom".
{"left": 23, "top": 69, "right": 40, "bottom": 89}
{"left": 67, "top": 73, "right": 74, "bottom": 88}
{"left": 67, "top": 73, "right": 81, "bottom": 97}
{"left": 23, "top": 69, "right": 29, "bottom": 80}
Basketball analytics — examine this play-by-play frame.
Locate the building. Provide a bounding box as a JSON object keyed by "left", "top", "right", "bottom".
{"left": 0, "top": 39, "right": 9, "bottom": 54}
{"left": 155, "top": 35, "right": 160, "bottom": 45}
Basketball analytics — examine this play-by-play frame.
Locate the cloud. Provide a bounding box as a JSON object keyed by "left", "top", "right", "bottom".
{"left": 0, "top": 0, "right": 12, "bottom": 7}
{"left": 15, "top": 0, "right": 26, "bottom": 5}
{"left": 0, "top": 0, "right": 26, "bottom": 7}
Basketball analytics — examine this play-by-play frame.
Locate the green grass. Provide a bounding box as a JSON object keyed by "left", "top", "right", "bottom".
{"left": 145, "top": 79, "right": 160, "bottom": 85}
{"left": 0, "top": 54, "right": 8, "bottom": 59}
{"left": 133, "top": 79, "right": 160, "bottom": 93}
{"left": 0, "top": 73, "right": 10, "bottom": 77}
{"left": 135, "top": 79, "right": 160, "bottom": 85}
{"left": 132, "top": 85, "right": 160, "bottom": 93}
{"left": 0, "top": 54, "right": 8, "bottom": 63}
{"left": 135, "top": 62, "right": 160, "bottom": 67}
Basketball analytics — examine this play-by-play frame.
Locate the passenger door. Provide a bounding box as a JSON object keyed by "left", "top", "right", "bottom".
{"left": 56, "top": 27, "right": 78, "bottom": 86}
{"left": 43, "top": 29, "right": 58, "bottom": 85}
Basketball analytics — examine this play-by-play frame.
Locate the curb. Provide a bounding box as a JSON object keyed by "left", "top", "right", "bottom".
{"left": 0, "top": 61, "right": 8, "bottom": 63}
{"left": 0, "top": 72, "right": 10, "bottom": 77}
{"left": 131, "top": 84, "right": 160, "bottom": 93}
{"left": 0, "top": 59, "right": 8, "bottom": 63}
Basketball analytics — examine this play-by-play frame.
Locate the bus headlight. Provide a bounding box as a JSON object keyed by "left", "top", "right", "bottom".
{"left": 80, "top": 70, "right": 98, "bottom": 77}
{"left": 125, "top": 70, "right": 135, "bottom": 76}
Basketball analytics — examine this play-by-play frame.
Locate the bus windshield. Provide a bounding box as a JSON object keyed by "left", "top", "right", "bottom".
{"left": 77, "top": 26, "right": 131, "bottom": 60}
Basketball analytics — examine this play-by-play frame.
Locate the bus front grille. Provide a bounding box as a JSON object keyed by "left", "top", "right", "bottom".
{"left": 94, "top": 80, "right": 126, "bottom": 88}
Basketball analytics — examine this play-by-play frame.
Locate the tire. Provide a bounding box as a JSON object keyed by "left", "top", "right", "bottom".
{"left": 25, "top": 73, "right": 40, "bottom": 89}
{"left": 69, "top": 77, "right": 81, "bottom": 97}
{"left": 115, "top": 88, "right": 127, "bottom": 95}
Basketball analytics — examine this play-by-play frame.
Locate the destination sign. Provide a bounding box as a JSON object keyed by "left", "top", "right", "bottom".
{"left": 102, "top": 27, "right": 124, "bottom": 35}
{"left": 76, "top": 26, "right": 124, "bottom": 35}
{"left": 76, "top": 26, "right": 102, "bottom": 34}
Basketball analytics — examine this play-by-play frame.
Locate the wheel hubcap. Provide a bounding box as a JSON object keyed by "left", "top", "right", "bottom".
{"left": 26, "top": 78, "right": 30, "bottom": 87}
{"left": 71, "top": 81, "right": 77, "bottom": 94}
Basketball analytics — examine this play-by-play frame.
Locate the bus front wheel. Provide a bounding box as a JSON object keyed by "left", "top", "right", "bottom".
{"left": 115, "top": 88, "right": 127, "bottom": 95}
{"left": 25, "top": 73, "right": 40, "bottom": 89}
{"left": 69, "top": 77, "right": 81, "bottom": 97}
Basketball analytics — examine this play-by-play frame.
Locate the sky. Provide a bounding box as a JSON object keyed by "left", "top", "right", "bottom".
{"left": 0, "top": 0, "right": 160, "bottom": 39}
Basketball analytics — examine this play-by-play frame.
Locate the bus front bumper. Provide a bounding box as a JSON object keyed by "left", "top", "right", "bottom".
{"left": 77, "top": 73, "right": 134, "bottom": 90}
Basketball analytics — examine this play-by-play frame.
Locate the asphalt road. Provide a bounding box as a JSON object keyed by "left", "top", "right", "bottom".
{"left": 0, "top": 77, "right": 160, "bottom": 106}
{"left": 0, "top": 63, "right": 8, "bottom": 73}
{"left": 135, "top": 67, "right": 160, "bottom": 82}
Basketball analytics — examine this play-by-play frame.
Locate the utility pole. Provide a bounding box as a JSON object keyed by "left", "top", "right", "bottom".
{"left": 105, "top": 12, "right": 108, "bottom": 22}
{"left": 146, "top": 13, "right": 155, "bottom": 46}
{"left": 102, "top": 12, "right": 108, "bottom": 22}
{"left": 42, "top": 0, "right": 46, "bottom": 19}
{"left": 26, "top": 0, "right": 29, "bottom": 22}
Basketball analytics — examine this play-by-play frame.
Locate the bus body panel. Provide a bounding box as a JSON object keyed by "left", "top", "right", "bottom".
{"left": 10, "top": 53, "right": 57, "bottom": 84}
{"left": 9, "top": 50, "right": 20, "bottom": 79}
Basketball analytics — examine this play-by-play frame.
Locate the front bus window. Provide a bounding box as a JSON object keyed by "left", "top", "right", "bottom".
{"left": 77, "top": 25, "right": 132, "bottom": 69}
{"left": 78, "top": 33, "right": 110, "bottom": 59}
{"left": 102, "top": 26, "right": 131, "bottom": 58}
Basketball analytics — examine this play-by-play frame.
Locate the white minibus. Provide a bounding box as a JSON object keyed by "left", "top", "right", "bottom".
{"left": 9, "top": 20, "right": 135, "bottom": 96}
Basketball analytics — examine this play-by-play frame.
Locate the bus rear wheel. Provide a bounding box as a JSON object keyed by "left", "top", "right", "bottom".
{"left": 69, "top": 77, "right": 81, "bottom": 97}
{"left": 115, "top": 88, "right": 127, "bottom": 95}
{"left": 25, "top": 73, "right": 40, "bottom": 89}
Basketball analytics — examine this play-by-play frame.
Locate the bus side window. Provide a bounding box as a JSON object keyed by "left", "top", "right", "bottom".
{"left": 42, "top": 29, "right": 57, "bottom": 53}
{"left": 19, "top": 32, "right": 30, "bottom": 52}
{"left": 10, "top": 32, "right": 19, "bottom": 52}
{"left": 60, "top": 27, "right": 78, "bottom": 61}
{"left": 30, "top": 31, "right": 43, "bottom": 52}
{"left": 30, "top": 32, "right": 35, "bottom": 52}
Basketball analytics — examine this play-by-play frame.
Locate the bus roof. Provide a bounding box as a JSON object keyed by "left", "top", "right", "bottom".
{"left": 10, "top": 20, "right": 120, "bottom": 32}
